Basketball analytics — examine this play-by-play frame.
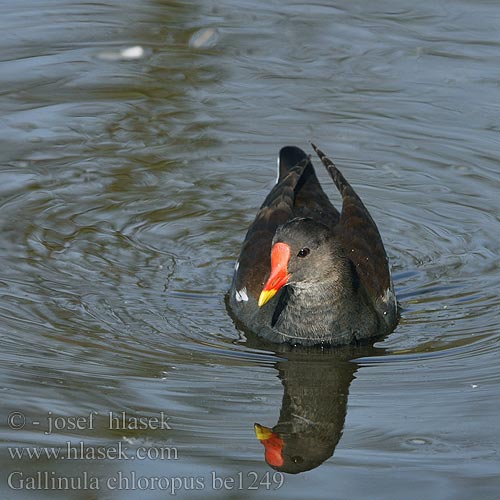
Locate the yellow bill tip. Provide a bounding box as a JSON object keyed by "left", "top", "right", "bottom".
{"left": 258, "top": 288, "right": 277, "bottom": 307}
{"left": 254, "top": 423, "right": 273, "bottom": 441}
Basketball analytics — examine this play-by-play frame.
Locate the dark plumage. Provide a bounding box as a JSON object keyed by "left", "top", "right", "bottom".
{"left": 227, "top": 144, "right": 398, "bottom": 346}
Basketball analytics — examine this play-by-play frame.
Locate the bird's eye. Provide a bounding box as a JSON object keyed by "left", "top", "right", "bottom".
{"left": 297, "top": 247, "right": 310, "bottom": 258}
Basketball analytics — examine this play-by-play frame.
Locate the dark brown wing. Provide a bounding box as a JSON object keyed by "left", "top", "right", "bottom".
{"left": 232, "top": 147, "right": 339, "bottom": 300}
{"left": 311, "top": 143, "right": 392, "bottom": 308}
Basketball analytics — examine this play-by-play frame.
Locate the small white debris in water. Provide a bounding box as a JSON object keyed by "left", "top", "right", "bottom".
{"left": 120, "top": 45, "right": 144, "bottom": 60}
{"left": 97, "top": 45, "right": 145, "bottom": 61}
{"left": 408, "top": 438, "right": 428, "bottom": 446}
{"left": 235, "top": 287, "right": 248, "bottom": 302}
{"left": 188, "top": 28, "right": 219, "bottom": 49}
{"left": 471, "top": 384, "right": 478, "bottom": 389}
{"left": 123, "top": 436, "right": 139, "bottom": 445}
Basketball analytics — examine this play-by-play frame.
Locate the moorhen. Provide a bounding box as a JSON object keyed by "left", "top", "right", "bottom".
{"left": 227, "top": 144, "right": 398, "bottom": 346}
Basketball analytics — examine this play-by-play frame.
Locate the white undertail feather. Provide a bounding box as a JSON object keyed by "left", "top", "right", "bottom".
{"left": 235, "top": 287, "right": 248, "bottom": 302}
{"left": 382, "top": 286, "right": 396, "bottom": 311}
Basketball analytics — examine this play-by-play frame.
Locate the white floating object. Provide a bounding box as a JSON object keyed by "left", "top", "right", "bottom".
{"left": 97, "top": 45, "right": 145, "bottom": 61}
{"left": 189, "top": 28, "right": 219, "bottom": 49}
{"left": 408, "top": 438, "right": 428, "bottom": 446}
{"left": 120, "top": 45, "right": 145, "bottom": 60}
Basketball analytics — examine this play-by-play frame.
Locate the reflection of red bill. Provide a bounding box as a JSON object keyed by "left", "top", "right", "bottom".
{"left": 254, "top": 423, "right": 284, "bottom": 467}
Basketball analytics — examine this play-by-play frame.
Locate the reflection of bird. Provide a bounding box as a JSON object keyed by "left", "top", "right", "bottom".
{"left": 227, "top": 144, "right": 398, "bottom": 346}
{"left": 254, "top": 345, "right": 378, "bottom": 474}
